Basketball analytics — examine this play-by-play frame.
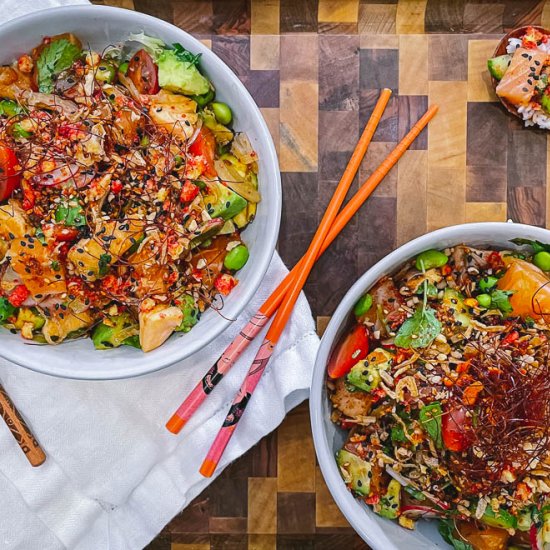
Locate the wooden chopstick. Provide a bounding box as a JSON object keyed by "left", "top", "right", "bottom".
{"left": 198, "top": 103, "right": 439, "bottom": 477}
{"left": 165, "top": 89, "right": 393, "bottom": 435}
{"left": 0, "top": 382, "right": 46, "bottom": 467}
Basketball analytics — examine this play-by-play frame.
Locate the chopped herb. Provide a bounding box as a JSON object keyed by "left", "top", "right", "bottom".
{"left": 98, "top": 253, "right": 112, "bottom": 276}
{"left": 419, "top": 402, "right": 443, "bottom": 449}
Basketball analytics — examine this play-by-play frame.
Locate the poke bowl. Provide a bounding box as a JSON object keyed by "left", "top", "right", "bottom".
{"left": 0, "top": 6, "right": 281, "bottom": 379}
{"left": 310, "top": 222, "right": 550, "bottom": 550}
{"left": 489, "top": 25, "right": 550, "bottom": 128}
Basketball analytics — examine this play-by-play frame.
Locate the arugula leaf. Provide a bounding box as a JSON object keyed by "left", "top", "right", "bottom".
{"left": 510, "top": 238, "right": 550, "bottom": 254}
{"left": 172, "top": 43, "right": 202, "bottom": 66}
{"left": 438, "top": 520, "right": 473, "bottom": 550}
{"left": 395, "top": 307, "right": 442, "bottom": 349}
{"left": 36, "top": 38, "right": 81, "bottom": 93}
{"left": 98, "top": 254, "right": 112, "bottom": 277}
{"left": 419, "top": 402, "right": 443, "bottom": 449}
{"left": 490, "top": 289, "right": 514, "bottom": 315}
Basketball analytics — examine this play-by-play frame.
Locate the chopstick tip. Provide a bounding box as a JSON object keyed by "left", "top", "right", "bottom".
{"left": 199, "top": 458, "right": 217, "bottom": 478}
{"left": 165, "top": 415, "right": 186, "bottom": 434}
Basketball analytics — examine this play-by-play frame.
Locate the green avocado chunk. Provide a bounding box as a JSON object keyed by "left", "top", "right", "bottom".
{"left": 487, "top": 54, "right": 512, "bottom": 80}
{"left": 541, "top": 92, "right": 550, "bottom": 115}
{"left": 203, "top": 180, "right": 247, "bottom": 221}
{"left": 376, "top": 480, "right": 402, "bottom": 520}
{"left": 157, "top": 49, "right": 209, "bottom": 95}
{"left": 336, "top": 449, "right": 371, "bottom": 497}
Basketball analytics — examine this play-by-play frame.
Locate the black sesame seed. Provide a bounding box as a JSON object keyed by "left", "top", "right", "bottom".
{"left": 535, "top": 60, "right": 541, "bottom": 66}
{"left": 522, "top": 87, "right": 529, "bottom": 92}
{"left": 522, "top": 53, "right": 529, "bottom": 58}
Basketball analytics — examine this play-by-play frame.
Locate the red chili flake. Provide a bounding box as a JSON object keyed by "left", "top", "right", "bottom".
{"left": 214, "top": 274, "right": 237, "bottom": 296}
{"left": 111, "top": 180, "right": 123, "bottom": 194}
{"left": 180, "top": 180, "right": 199, "bottom": 203}
{"left": 339, "top": 419, "right": 357, "bottom": 430}
{"left": 8, "top": 285, "right": 30, "bottom": 307}
{"left": 364, "top": 494, "right": 380, "bottom": 505}
{"left": 441, "top": 264, "right": 452, "bottom": 276}
{"left": 192, "top": 268, "right": 203, "bottom": 281}
{"left": 456, "top": 360, "right": 471, "bottom": 374}
{"left": 502, "top": 330, "right": 519, "bottom": 345}
{"left": 21, "top": 181, "right": 36, "bottom": 211}
{"left": 371, "top": 387, "right": 386, "bottom": 403}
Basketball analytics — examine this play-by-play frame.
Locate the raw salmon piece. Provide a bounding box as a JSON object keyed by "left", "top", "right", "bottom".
{"left": 496, "top": 47, "right": 547, "bottom": 106}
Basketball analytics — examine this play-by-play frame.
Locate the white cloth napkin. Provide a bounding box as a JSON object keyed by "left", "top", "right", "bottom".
{"left": 0, "top": 2, "right": 320, "bottom": 548}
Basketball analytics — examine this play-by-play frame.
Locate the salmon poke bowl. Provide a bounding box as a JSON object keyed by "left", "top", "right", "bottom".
{"left": 310, "top": 223, "right": 550, "bottom": 550}
{"left": 489, "top": 26, "right": 550, "bottom": 129}
{"left": 0, "top": 6, "right": 281, "bottom": 379}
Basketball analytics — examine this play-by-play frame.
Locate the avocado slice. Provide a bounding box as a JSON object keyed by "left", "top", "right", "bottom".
{"left": 542, "top": 92, "right": 550, "bottom": 115}
{"left": 203, "top": 181, "right": 247, "bottom": 221}
{"left": 488, "top": 54, "right": 512, "bottom": 80}
{"left": 346, "top": 347, "right": 391, "bottom": 393}
{"left": 442, "top": 288, "right": 471, "bottom": 328}
{"left": 375, "top": 480, "right": 402, "bottom": 520}
{"left": 481, "top": 506, "right": 517, "bottom": 530}
{"left": 336, "top": 449, "right": 371, "bottom": 497}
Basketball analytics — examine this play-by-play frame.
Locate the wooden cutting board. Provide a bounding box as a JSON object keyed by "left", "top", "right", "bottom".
{"left": 91, "top": 1, "right": 550, "bottom": 548}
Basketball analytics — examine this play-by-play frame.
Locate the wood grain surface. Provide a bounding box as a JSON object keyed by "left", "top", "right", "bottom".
{"left": 90, "top": 1, "right": 550, "bottom": 548}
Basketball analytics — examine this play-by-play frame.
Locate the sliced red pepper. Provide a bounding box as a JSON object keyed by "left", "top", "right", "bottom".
{"left": 180, "top": 180, "right": 199, "bottom": 203}
{"left": 189, "top": 127, "right": 217, "bottom": 177}
{"left": 327, "top": 324, "right": 369, "bottom": 379}
{"left": 0, "top": 144, "right": 20, "bottom": 202}
{"left": 214, "top": 273, "right": 237, "bottom": 296}
{"left": 502, "top": 330, "right": 519, "bottom": 345}
{"left": 8, "top": 284, "right": 30, "bottom": 307}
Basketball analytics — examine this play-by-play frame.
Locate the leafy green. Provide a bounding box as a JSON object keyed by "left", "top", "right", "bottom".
{"left": 36, "top": 38, "right": 81, "bottom": 93}
{"left": 98, "top": 254, "right": 112, "bottom": 277}
{"left": 395, "top": 307, "right": 441, "bottom": 349}
{"left": 0, "top": 297, "right": 15, "bottom": 322}
{"left": 404, "top": 486, "right": 425, "bottom": 500}
{"left": 172, "top": 43, "right": 202, "bottom": 66}
{"left": 510, "top": 238, "right": 550, "bottom": 254}
{"left": 91, "top": 313, "right": 138, "bottom": 350}
{"left": 54, "top": 203, "right": 86, "bottom": 227}
{"left": 390, "top": 424, "right": 407, "bottom": 443}
{"left": 0, "top": 100, "right": 25, "bottom": 118}
{"left": 419, "top": 402, "right": 443, "bottom": 449}
{"left": 127, "top": 32, "right": 166, "bottom": 59}
{"left": 10, "top": 123, "right": 32, "bottom": 139}
{"left": 490, "top": 289, "right": 514, "bottom": 315}
{"left": 438, "top": 520, "right": 473, "bottom": 550}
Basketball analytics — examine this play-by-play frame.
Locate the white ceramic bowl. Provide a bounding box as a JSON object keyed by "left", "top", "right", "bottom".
{"left": 310, "top": 222, "right": 550, "bottom": 550}
{"left": 0, "top": 6, "right": 281, "bottom": 379}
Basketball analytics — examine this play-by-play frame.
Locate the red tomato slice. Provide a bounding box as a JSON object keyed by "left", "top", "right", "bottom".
{"left": 0, "top": 144, "right": 20, "bottom": 201}
{"left": 327, "top": 324, "right": 369, "bottom": 379}
{"left": 442, "top": 405, "right": 471, "bottom": 452}
{"left": 127, "top": 49, "right": 159, "bottom": 95}
{"left": 189, "top": 127, "right": 217, "bottom": 177}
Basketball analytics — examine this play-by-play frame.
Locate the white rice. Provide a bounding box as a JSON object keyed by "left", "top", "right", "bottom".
{"left": 505, "top": 37, "right": 550, "bottom": 129}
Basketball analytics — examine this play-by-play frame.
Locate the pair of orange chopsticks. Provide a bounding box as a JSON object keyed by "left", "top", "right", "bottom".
{"left": 166, "top": 89, "right": 438, "bottom": 477}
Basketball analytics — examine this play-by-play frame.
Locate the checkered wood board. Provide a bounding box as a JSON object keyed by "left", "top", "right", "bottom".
{"left": 89, "top": 1, "right": 550, "bottom": 548}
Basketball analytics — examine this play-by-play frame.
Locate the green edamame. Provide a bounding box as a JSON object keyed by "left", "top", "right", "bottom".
{"left": 415, "top": 249, "right": 448, "bottom": 271}
{"left": 354, "top": 293, "right": 373, "bottom": 318}
{"left": 224, "top": 244, "right": 249, "bottom": 271}
{"left": 533, "top": 251, "right": 550, "bottom": 271}
{"left": 476, "top": 293, "right": 492, "bottom": 308}
{"left": 211, "top": 102, "right": 232, "bottom": 125}
{"left": 479, "top": 275, "right": 498, "bottom": 291}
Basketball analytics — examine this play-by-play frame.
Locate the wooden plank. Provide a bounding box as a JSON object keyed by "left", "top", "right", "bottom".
{"left": 467, "top": 39, "right": 499, "bottom": 102}
{"left": 251, "top": 0, "right": 280, "bottom": 34}
{"left": 248, "top": 478, "right": 278, "bottom": 534}
{"left": 396, "top": 0, "right": 427, "bottom": 34}
{"left": 399, "top": 35, "right": 428, "bottom": 95}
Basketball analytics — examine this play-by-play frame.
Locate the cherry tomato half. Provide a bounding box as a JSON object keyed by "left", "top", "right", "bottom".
{"left": 189, "top": 127, "right": 217, "bottom": 177}
{"left": 0, "top": 144, "right": 20, "bottom": 201}
{"left": 127, "top": 49, "right": 160, "bottom": 95}
{"left": 327, "top": 324, "right": 369, "bottom": 379}
{"left": 442, "top": 404, "right": 471, "bottom": 452}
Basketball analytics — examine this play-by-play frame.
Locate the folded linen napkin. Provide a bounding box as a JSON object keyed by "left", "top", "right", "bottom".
{"left": 0, "top": 2, "right": 320, "bottom": 548}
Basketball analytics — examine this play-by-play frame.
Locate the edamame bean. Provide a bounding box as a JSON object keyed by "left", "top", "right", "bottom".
{"left": 479, "top": 275, "right": 498, "bottom": 292}
{"left": 415, "top": 249, "right": 448, "bottom": 271}
{"left": 353, "top": 293, "right": 373, "bottom": 318}
{"left": 476, "top": 293, "right": 492, "bottom": 308}
{"left": 533, "top": 251, "right": 550, "bottom": 271}
{"left": 224, "top": 244, "right": 249, "bottom": 271}
{"left": 211, "top": 102, "right": 232, "bottom": 125}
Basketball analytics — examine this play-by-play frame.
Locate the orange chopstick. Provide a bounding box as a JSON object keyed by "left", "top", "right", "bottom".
{"left": 199, "top": 103, "right": 438, "bottom": 476}
{"left": 167, "top": 89, "right": 391, "bottom": 434}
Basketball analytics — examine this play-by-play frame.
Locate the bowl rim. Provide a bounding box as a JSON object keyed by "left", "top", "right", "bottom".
{"left": 310, "top": 222, "right": 550, "bottom": 549}
{"left": 0, "top": 5, "right": 282, "bottom": 379}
